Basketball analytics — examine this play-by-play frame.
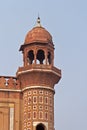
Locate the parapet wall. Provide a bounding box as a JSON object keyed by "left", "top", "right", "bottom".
{"left": 0, "top": 76, "right": 20, "bottom": 90}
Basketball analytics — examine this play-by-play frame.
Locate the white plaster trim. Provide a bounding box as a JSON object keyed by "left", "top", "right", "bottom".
{"left": 0, "top": 89, "right": 21, "bottom": 92}
{"left": 17, "top": 68, "right": 61, "bottom": 77}
{"left": 10, "top": 107, "right": 14, "bottom": 130}
{"left": 22, "top": 86, "right": 55, "bottom": 92}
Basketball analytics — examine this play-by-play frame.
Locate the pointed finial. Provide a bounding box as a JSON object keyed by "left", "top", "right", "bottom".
{"left": 36, "top": 16, "right": 41, "bottom": 27}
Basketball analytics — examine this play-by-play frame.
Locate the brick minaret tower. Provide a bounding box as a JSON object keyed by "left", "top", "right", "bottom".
{"left": 17, "top": 17, "right": 61, "bottom": 130}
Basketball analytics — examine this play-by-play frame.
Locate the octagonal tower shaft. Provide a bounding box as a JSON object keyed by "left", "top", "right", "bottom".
{"left": 17, "top": 18, "right": 61, "bottom": 130}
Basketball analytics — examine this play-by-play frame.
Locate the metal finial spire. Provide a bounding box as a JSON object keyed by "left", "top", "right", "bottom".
{"left": 36, "top": 16, "right": 41, "bottom": 27}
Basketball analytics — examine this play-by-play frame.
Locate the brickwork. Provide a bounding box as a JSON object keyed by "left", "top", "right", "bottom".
{"left": 23, "top": 88, "right": 54, "bottom": 130}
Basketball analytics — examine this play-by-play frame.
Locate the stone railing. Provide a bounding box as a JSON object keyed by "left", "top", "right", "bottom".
{"left": 17, "top": 64, "right": 61, "bottom": 76}
{"left": 0, "top": 76, "right": 20, "bottom": 90}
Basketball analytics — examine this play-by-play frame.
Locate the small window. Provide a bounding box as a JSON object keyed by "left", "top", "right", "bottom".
{"left": 45, "top": 106, "right": 48, "bottom": 110}
{"left": 28, "top": 112, "right": 31, "bottom": 119}
{"left": 39, "top": 90, "right": 43, "bottom": 94}
{"left": 49, "top": 98, "right": 52, "bottom": 105}
{"left": 28, "top": 97, "right": 31, "bottom": 104}
{"left": 33, "top": 96, "right": 37, "bottom": 104}
{"left": 33, "top": 90, "right": 37, "bottom": 94}
{"left": 33, "top": 111, "right": 37, "bottom": 119}
{"left": 28, "top": 91, "right": 32, "bottom": 95}
{"left": 24, "top": 98, "right": 27, "bottom": 106}
{"left": 45, "top": 91, "right": 48, "bottom": 95}
{"left": 39, "top": 105, "right": 43, "bottom": 110}
{"left": 45, "top": 112, "right": 48, "bottom": 120}
{"left": 45, "top": 97, "right": 48, "bottom": 104}
{"left": 33, "top": 105, "right": 37, "bottom": 110}
{"left": 39, "top": 111, "right": 43, "bottom": 119}
{"left": 39, "top": 96, "right": 43, "bottom": 103}
{"left": 28, "top": 106, "right": 31, "bottom": 111}
{"left": 27, "top": 122, "right": 31, "bottom": 127}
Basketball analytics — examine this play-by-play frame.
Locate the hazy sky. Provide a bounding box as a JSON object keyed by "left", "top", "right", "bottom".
{"left": 0, "top": 0, "right": 87, "bottom": 130}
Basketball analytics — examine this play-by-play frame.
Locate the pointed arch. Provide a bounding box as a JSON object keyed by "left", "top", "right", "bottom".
{"left": 36, "top": 49, "right": 45, "bottom": 64}
{"left": 27, "top": 50, "right": 34, "bottom": 64}
{"left": 36, "top": 123, "right": 46, "bottom": 130}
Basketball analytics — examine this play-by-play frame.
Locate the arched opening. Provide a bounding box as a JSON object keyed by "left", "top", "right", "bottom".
{"left": 48, "top": 52, "right": 51, "bottom": 64}
{"left": 27, "top": 50, "right": 34, "bottom": 64}
{"left": 36, "top": 50, "right": 45, "bottom": 64}
{"left": 36, "top": 123, "right": 45, "bottom": 130}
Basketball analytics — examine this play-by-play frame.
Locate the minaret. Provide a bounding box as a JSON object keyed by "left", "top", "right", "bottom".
{"left": 17, "top": 17, "right": 61, "bottom": 130}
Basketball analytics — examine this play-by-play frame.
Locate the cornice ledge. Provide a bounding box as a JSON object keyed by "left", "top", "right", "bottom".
{"left": 22, "top": 85, "right": 55, "bottom": 93}
{"left": 17, "top": 68, "right": 61, "bottom": 77}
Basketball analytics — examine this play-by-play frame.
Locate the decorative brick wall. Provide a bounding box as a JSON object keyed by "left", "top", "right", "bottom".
{"left": 23, "top": 88, "right": 54, "bottom": 130}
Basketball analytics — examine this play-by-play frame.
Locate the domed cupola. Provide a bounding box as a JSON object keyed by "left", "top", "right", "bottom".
{"left": 20, "top": 17, "right": 54, "bottom": 66}
{"left": 17, "top": 17, "right": 61, "bottom": 89}
{"left": 24, "top": 17, "right": 53, "bottom": 45}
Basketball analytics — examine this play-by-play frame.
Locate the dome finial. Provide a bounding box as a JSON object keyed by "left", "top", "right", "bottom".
{"left": 36, "top": 16, "right": 41, "bottom": 27}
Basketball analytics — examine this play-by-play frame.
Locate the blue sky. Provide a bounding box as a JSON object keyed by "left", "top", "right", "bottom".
{"left": 0, "top": 0, "right": 87, "bottom": 130}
